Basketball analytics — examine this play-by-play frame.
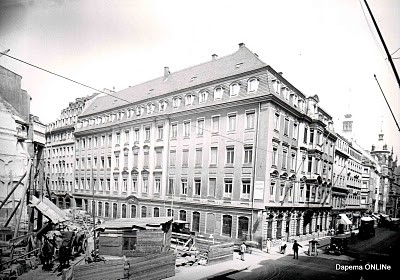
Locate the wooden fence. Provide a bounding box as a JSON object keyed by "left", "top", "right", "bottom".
{"left": 207, "top": 242, "right": 234, "bottom": 265}
{"left": 72, "top": 259, "right": 124, "bottom": 280}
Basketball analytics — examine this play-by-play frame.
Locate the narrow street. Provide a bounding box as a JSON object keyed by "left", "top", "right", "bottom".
{"left": 205, "top": 227, "right": 400, "bottom": 280}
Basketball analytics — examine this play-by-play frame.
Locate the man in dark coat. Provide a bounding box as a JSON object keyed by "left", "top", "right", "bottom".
{"left": 292, "top": 240, "right": 302, "bottom": 259}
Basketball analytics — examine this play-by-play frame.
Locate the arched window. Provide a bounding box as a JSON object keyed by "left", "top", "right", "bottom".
{"left": 159, "top": 100, "right": 167, "bottom": 112}
{"left": 130, "top": 205, "right": 136, "bottom": 218}
{"left": 214, "top": 87, "right": 223, "bottom": 100}
{"left": 154, "top": 207, "right": 160, "bottom": 217}
{"left": 122, "top": 204, "right": 127, "bottom": 218}
{"left": 238, "top": 216, "right": 249, "bottom": 239}
{"left": 105, "top": 202, "right": 109, "bottom": 217}
{"left": 172, "top": 97, "right": 181, "bottom": 108}
{"left": 146, "top": 103, "right": 155, "bottom": 114}
{"left": 167, "top": 208, "right": 174, "bottom": 217}
{"left": 112, "top": 203, "right": 118, "bottom": 219}
{"left": 192, "top": 212, "right": 200, "bottom": 232}
{"left": 248, "top": 78, "right": 259, "bottom": 93}
{"left": 199, "top": 91, "right": 208, "bottom": 103}
{"left": 273, "top": 79, "right": 280, "bottom": 94}
{"left": 98, "top": 202, "right": 102, "bottom": 217}
{"left": 179, "top": 210, "right": 186, "bottom": 221}
{"left": 136, "top": 106, "right": 143, "bottom": 116}
{"left": 230, "top": 83, "right": 240, "bottom": 97}
{"left": 276, "top": 216, "right": 283, "bottom": 239}
{"left": 141, "top": 206, "right": 147, "bottom": 217}
{"left": 222, "top": 215, "right": 232, "bottom": 237}
{"left": 185, "top": 94, "right": 194, "bottom": 106}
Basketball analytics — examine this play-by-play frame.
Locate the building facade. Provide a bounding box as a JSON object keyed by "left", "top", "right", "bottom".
{"left": 73, "top": 44, "right": 337, "bottom": 245}
{"left": 44, "top": 94, "right": 97, "bottom": 209}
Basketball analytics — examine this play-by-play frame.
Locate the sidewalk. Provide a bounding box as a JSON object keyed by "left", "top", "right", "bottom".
{"left": 169, "top": 236, "right": 354, "bottom": 280}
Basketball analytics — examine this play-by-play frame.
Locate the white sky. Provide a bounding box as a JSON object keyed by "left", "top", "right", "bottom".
{"left": 0, "top": 0, "right": 399, "bottom": 157}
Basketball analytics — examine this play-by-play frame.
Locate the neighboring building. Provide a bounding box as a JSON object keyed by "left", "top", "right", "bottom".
{"left": 44, "top": 93, "right": 98, "bottom": 209}
{"left": 73, "top": 44, "right": 337, "bottom": 245}
{"left": 0, "top": 66, "right": 31, "bottom": 232}
{"left": 370, "top": 133, "right": 391, "bottom": 214}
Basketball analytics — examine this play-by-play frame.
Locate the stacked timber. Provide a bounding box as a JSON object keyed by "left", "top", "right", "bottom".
{"left": 207, "top": 242, "right": 234, "bottom": 265}
{"left": 125, "top": 250, "right": 175, "bottom": 280}
{"left": 72, "top": 259, "right": 124, "bottom": 280}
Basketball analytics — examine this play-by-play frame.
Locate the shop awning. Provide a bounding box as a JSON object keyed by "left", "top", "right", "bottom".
{"left": 339, "top": 214, "right": 352, "bottom": 225}
{"left": 29, "top": 196, "right": 67, "bottom": 224}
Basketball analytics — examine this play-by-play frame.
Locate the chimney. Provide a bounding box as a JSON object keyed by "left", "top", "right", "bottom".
{"left": 164, "top": 66, "right": 170, "bottom": 78}
{"left": 239, "top": 42, "right": 245, "bottom": 48}
{"left": 212, "top": 54, "right": 218, "bottom": 60}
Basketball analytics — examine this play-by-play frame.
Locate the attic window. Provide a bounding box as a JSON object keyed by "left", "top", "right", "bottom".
{"left": 236, "top": 63, "right": 243, "bottom": 68}
{"left": 190, "top": 76, "right": 197, "bottom": 82}
{"left": 148, "top": 89, "right": 154, "bottom": 94}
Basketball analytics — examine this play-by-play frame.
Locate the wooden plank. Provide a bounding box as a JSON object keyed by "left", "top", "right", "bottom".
{"left": 126, "top": 251, "right": 174, "bottom": 264}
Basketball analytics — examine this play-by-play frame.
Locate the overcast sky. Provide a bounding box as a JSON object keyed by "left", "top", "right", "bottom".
{"left": 0, "top": 0, "right": 399, "bottom": 157}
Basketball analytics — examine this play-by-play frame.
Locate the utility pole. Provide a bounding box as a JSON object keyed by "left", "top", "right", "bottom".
{"left": 364, "top": 0, "right": 400, "bottom": 89}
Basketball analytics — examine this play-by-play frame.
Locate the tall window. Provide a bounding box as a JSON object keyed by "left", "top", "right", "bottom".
{"left": 226, "top": 147, "right": 234, "bottom": 164}
{"left": 293, "top": 123, "right": 298, "bottom": 139}
{"left": 172, "top": 97, "right": 181, "bottom": 108}
{"left": 224, "top": 178, "right": 233, "bottom": 197}
{"left": 212, "top": 116, "right": 219, "bottom": 133}
{"left": 194, "top": 178, "right": 201, "bottom": 196}
{"left": 168, "top": 178, "right": 174, "bottom": 195}
{"left": 113, "top": 203, "right": 117, "bottom": 219}
{"left": 171, "top": 123, "right": 178, "bottom": 139}
{"left": 130, "top": 205, "right": 136, "bottom": 218}
{"left": 132, "top": 177, "right": 137, "bottom": 192}
{"left": 169, "top": 150, "right": 176, "bottom": 166}
{"left": 98, "top": 202, "right": 102, "bottom": 217}
{"left": 242, "top": 179, "right": 251, "bottom": 199}
{"left": 154, "top": 207, "right": 160, "bottom": 217}
{"left": 105, "top": 202, "right": 109, "bottom": 217}
{"left": 134, "top": 128, "right": 140, "bottom": 142}
{"left": 106, "top": 179, "right": 111, "bottom": 191}
{"left": 222, "top": 215, "right": 232, "bottom": 237}
{"left": 155, "top": 178, "right": 161, "bottom": 193}
{"left": 308, "top": 156, "right": 312, "bottom": 173}
{"left": 157, "top": 126, "right": 163, "bottom": 140}
{"left": 244, "top": 146, "right": 253, "bottom": 164}
{"left": 230, "top": 83, "right": 240, "bottom": 96}
{"left": 124, "top": 130, "right": 129, "bottom": 143}
{"left": 195, "top": 148, "right": 202, "bottom": 166}
{"left": 116, "top": 133, "right": 120, "bottom": 145}
{"left": 145, "top": 127, "right": 150, "bottom": 141}
{"left": 141, "top": 206, "right": 147, "bottom": 217}
{"left": 274, "top": 113, "right": 280, "bottom": 130}
{"left": 192, "top": 212, "right": 200, "bottom": 232}
{"left": 179, "top": 210, "right": 187, "bottom": 221}
{"left": 291, "top": 153, "right": 296, "bottom": 171}
{"left": 214, "top": 87, "right": 223, "bottom": 100}
{"left": 238, "top": 217, "right": 249, "bottom": 239}
{"left": 210, "top": 147, "right": 218, "bottom": 165}
{"left": 143, "top": 148, "right": 149, "bottom": 167}
{"left": 122, "top": 204, "right": 127, "bottom": 218}
{"left": 185, "top": 94, "right": 194, "bottom": 106}
{"left": 181, "top": 178, "right": 188, "bottom": 195}
{"left": 282, "top": 150, "right": 288, "bottom": 169}
{"left": 208, "top": 178, "right": 216, "bottom": 197}
{"left": 182, "top": 149, "right": 189, "bottom": 167}
{"left": 272, "top": 147, "right": 278, "bottom": 166}
{"left": 159, "top": 100, "right": 167, "bottom": 111}
{"left": 123, "top": 179, "right": 128, "bottom": 192}
{"left": 227, "top": 114, "right": 236, "bottom": 131}
{"left": 197, "top": 119, "right": 204, "bottom": 135}
{"left": 142, "top": 177, "right": 148, "bottom": 193}
{"left": 114, "top": 178, "right": 119, "bottom": 192}
{"left": 183, "top": 121, "right": 191, "bottom": 137}
{"left": 309, "top": 129, "right": 314, "bottom": 144}
{"left": 246, "top": 111, "right": 255, "bottom": 129}
{"left": 284, "top": 118, "right": 289, "bottom": 136}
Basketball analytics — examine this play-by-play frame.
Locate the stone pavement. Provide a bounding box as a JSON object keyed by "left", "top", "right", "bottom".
{"left": 169, "top": 236, "right": 354, "bottom": 280}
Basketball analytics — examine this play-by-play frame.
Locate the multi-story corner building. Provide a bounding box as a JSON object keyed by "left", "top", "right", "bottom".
{"left": 332, "top": 134, "right": 363, "bottom": 232}
{"left": 73, "top": 44, "right": 336, "bottom": 245}
{"left": 44, "top": 94, "right": 98, "bottom": 209}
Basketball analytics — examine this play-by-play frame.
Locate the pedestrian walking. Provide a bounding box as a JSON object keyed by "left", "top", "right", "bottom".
{"left": 292, "top": 240, "right": 302, "bottom": 259}
{"left": 280, "top": 239, "right": 287, "bottom": 254}
{"left": 266, "top": 238, "right": 271, "bottom": 253}
{"left": 240, "top": 242, "right": 247, "bottom": 261}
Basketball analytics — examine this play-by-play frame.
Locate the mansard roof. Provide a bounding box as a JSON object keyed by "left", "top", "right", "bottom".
{"left": 80, "top": 44, "right": 267, "bottom": 117}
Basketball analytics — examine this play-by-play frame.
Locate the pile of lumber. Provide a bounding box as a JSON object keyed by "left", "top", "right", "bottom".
{"left": 125, "top": 251, "right": 175, "bottom": 280}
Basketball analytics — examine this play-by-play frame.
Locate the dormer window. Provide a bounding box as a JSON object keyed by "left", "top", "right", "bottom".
{"left": 199, "top": 91, "right": 208, "bottom": 103}
{"left": 248, "top": 78, "right": 259, "bottom": 93}
{"left": 146, "top": 103, "right": 155, "bottom": 114}
{"left": 230, "top": 83, "right": 240, "bottom": 97}
{"left": 214, "top": 87, "right": 223, "bottom": 100}
{"left": 185, "top": 94, "right": 194, "bottom": 106}
{"left": 136, "top": 106, "right": 143, "bottom": 116}
{"left": 159, "top": 100, "right": 167, "bottom": 112}
{"left": 273, "top": 79, "right": 281, "bottom": 94}
{"left": 172, "top": 97, "right": 181, "bottom": 108}
{"left": 282, "top": 87, "right": 289, "bottom": 100}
